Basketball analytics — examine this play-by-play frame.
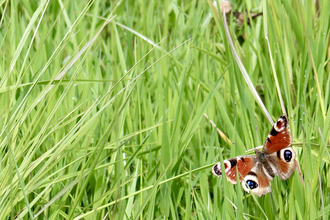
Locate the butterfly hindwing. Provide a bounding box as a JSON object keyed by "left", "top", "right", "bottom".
{"left": 266, "top": 146, "right": 297, "bottom": 180}
{"left": 241, "top": 163, "right": 272, "bottom": 196}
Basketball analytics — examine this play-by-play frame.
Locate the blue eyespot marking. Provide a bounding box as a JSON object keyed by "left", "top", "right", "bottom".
{"left": 246, "top": 180, "right": 258, "bottom": 189}
{"left": 284, "top": 150, "right": 292, "bottom": 162}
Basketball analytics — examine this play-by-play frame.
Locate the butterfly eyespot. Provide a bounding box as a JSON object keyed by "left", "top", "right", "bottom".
{"left": 212, "top": 164, "right": 222, "bottom": 176}
{"left": 284, "top": 150, "right": 292, "bottom": 162}
{"left": 246, "top": 180, "right": 258, "bottom": 189}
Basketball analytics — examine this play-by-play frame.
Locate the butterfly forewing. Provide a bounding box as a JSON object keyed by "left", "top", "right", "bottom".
{"left": 212, "top": 156, "right": 256, "bottom": 184}
{"left": 263, "top": 115, "right": 292, "bottom": 154}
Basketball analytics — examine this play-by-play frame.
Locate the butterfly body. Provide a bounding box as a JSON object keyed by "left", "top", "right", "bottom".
{"left": 212, "top": 115, "right": 297, "bottom": 197}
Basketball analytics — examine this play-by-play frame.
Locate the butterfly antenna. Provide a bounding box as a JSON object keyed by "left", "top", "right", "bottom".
{"left": 245, "top": 146, "right": 263, "bottom": 153}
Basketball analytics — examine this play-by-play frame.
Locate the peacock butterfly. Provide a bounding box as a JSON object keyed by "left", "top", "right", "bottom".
{"left": 212, "top": 115, "right": 297, "bottom": 197}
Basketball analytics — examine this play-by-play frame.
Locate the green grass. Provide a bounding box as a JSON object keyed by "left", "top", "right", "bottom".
{"left": 0, "top": 0, "right": 329, "bottom": 219}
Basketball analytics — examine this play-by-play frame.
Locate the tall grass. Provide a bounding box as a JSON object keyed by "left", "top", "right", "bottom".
{"left": 0, "top": 0, "right": 329, "bottom": 219}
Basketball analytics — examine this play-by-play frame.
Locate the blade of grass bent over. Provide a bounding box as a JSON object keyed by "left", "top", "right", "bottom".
{"left": 220, "top": 4, "right": 273, "bottom": 125}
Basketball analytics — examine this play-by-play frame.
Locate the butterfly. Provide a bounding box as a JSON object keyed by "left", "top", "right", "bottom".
{"left": 212, "top": 115, "right": 297, "bottom": 197}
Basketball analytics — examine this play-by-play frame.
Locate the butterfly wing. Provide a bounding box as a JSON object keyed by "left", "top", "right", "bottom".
{"left": 241, "top": 162, "right": 272, "bottom": 197}
{"left": 212, "top": 156, "right": 272, "bottom": 197}
{"left": 263, "top": 115, "right": 297, "bottom": 180}
{"left": 263, "top": 115, "right": 292, "bottom": 153}
{"left": 212, "top": 156, "right": 256, "bottom": 183}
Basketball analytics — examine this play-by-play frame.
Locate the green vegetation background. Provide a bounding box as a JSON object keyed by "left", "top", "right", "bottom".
{"left": 0, "top": 0, "right": 329, "bottom": 219}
